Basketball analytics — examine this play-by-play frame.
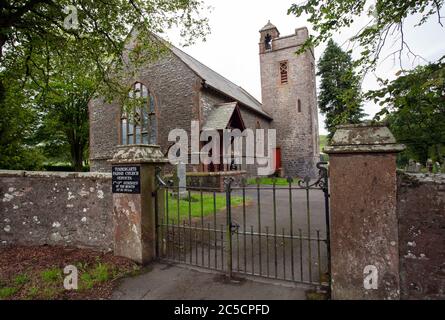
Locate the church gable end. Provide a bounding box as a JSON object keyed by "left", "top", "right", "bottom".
{"left": 89, "top": 37, "right": 203, "bottom": 172}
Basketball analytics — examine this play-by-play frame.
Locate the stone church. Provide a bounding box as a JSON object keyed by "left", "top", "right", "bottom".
{"left": 89, "top": 21, "right": 319, "bottom": 178}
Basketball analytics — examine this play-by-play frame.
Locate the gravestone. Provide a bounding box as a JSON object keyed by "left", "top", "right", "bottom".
{"left": 433, "top": 162, "right": 441, "bottom": 173}
{"left": 426, "top": 159, "right": 433, "bottom": 173}
{"left": 406, "top": 159, "right": 416, "bottom": 173}
{"left": 406, "top": 159, "right": 423, "bottom": 173}
{"left": 415, "top": 162, "right": 422, "bottom": 173}
{"left": 173, "top": 162, "right": 188, "bottom": 199}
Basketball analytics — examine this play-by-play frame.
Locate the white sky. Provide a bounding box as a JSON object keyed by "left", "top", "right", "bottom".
{"left": 167, "top": 0, "right": 445, "bottom": 135}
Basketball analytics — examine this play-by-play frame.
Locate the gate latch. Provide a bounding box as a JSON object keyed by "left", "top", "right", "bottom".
{"left": 230, "top": 223, "right": 240, "bottom": 234}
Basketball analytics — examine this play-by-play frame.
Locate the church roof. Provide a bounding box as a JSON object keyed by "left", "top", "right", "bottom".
{"left": 202, "top": 103, "right": 237, "bottom": 130}
{"left": 169, "top": 45, "right": 272, "bottom": 120}
{"left": 260, "top": 20, "right": 278, "bottom": 32}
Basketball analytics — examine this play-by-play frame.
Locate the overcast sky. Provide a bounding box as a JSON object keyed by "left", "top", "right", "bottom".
{"left": 167, "top": 0, "right": 445, "bottom": 135}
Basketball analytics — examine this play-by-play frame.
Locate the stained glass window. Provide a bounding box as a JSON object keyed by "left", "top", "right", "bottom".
{"left": 121, "top": 82, "right": 157, "bottom": 145}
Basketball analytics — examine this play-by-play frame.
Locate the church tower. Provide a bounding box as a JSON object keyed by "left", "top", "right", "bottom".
{"left": 259, "top": 21, "right": 320, "bottom": 178}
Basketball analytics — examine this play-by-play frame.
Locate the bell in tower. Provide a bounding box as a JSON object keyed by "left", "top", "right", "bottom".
{"left": 259, "top": 20, "right": 280, "bottom": 54}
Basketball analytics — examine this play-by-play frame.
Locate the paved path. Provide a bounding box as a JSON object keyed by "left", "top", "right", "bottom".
{"left": 112, "top": 262, "right": 307, "bottom": 300}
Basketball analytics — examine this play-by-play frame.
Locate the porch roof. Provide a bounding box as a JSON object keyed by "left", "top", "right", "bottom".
{"left": 202, "top": 102, "right": 241, "bottom": 131}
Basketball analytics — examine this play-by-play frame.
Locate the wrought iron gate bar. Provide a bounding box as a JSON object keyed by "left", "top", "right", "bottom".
{"left": 288, "top": 179, "right": 295, "bottom": 281}
{"left": 163, "top": 186, "right": 222, "bottom": 191}
{"left": 306, "top": 186, "right": 312, "bottom": 282}
{"left": 155, "top": 162, "right": 331, "bottom": 288}
{"left": 272, "top": 182, "right": 277, "bottom": 279}
{"left": 242, "top": 186, "right": 247, "bottom": 275}
{"left": 231, "top": 186, "right": 327, "bottom": 190}
{"left": 257, "top": 183, "right": 262, "bottom": 276}
{"left": 159, "top": 224, "right": 329, "bottom": 241}
{"left": 159, "top": 223, "right": 225, "bottom": 232}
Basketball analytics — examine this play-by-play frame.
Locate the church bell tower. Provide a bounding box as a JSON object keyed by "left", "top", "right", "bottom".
{"left": 259, "top": 21, "right": 320, "bottom": 178}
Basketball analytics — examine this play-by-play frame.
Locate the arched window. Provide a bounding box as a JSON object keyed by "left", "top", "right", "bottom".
{"left": 255, "top": 121, "right": 261, "bottom": 129}
{"left": 121, "top": 82, "right": 157, "bottom": 145}
{"left": 265, "top": 34, "right": 272, "bottom": 50}
{"left": 297, "top": 99, "right": 302, "bottom": 113}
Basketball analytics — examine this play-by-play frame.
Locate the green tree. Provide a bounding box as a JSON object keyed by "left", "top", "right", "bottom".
{"left": 318, "top": 39, "right": 366, "bottom": 138}
{"left": 369, "top": 61, "right": 445, "bottom": 164}
{"left": 0, "top": 0, "right": 209, "bottom": 170}
{"left": 1, "top": 0, "right": 209, "bottom": 105}
{"left": 36, "top": 82, "right": 92, "bottom": 171}
{"left": 33, "top": 39, "right": 100, "bottom": 171}
{"left": 288, "top": 0, "right": 445, "bottom": 157}
{"left": 288, "top": 0, "right": 444, "bottom": 71}
{"left": 0, "top": 0, "right": 209, "bottom": 79}
{"left": 0, "top": 76, "right": 44, "bottom": 170}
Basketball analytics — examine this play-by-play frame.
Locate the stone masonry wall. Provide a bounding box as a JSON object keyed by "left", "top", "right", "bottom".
{"left": 89, "top": 50, "right": 202, "bottom": 173}
{"left": 397, "top": 172, "right": 445, "bottom": 299}
{"left": 0, "top": 171, "right": 113, "bottom": 251}
{"left": 259, "top": 27, "right": 320, "bottom": 178}
{"left": 239, "top": 106, "right": 272, "bottom": 177}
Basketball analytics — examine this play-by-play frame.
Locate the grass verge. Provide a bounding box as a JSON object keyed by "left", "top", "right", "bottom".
{"left": 164, "top": 192, "right": 248, "bottom": 223}
{"left": 246, "top": 177, "right": 296, "bottom": 186}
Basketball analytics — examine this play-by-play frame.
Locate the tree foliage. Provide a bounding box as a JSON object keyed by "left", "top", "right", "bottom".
{"left": 288, "top": 0, "right": 444, "bottom": 70}
{"left": 0, "top": 75, "right": 44, "bottom": 170}
{"left": 318, "top": 39, "right": 366, "bottom": 138}
{"left": 0, "top": 0, "right": 209, "bottom": 170}
{"left": 368, "top": 60, "right": 445, "bottom": 164}
{"left": 288, "top": 0, "right": 445, "bottom": 161}
{"left": 1, "top": 0, "right": 209, "bottom": 100}
{"left": 35, "top": 42, "right": 96, "bottom": 171}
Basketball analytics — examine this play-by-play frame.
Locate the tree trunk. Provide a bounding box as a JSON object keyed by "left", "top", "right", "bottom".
{"left": 69, "top": 129, "right": 84, "bottom": 172}
{"left": 73, "top": 148, "right": 83, "bottom": 172}
{"left": 71, "top": 140, "right": 84, "bottom": 172}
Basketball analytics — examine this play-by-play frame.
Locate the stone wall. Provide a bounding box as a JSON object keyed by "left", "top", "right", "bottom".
{"left": 90, "top": 50, "right": 274, "bottom": 178}
{"left": 89, "top": 50, "right": 202, "bottom": 172}
{"left": 328, "top": 153, "right": 400, "bottom": 299}
{"left": 259, "top": 26, "right": 320, "bottom": 178}
{"left": 397, "top": 172, "right": 445, "bottom": 300}
{"left": 0, "top": 171, "right": 113, "bottom": 251}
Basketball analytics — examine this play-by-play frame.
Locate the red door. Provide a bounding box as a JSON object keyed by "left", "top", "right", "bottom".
{"left": 274, "top": 148, "right": 282, "bottom": 173}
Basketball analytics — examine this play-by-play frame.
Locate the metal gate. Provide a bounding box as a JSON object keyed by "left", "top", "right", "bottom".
{"left": 155, "top": 162, "right": 330, "bottom": 288}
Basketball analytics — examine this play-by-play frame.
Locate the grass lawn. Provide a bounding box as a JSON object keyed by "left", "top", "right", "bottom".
{"left": 246, "top": 177, "right": 296, "bottom": 186}
{"left": 319, "top": 135, "right": 328, "bottom": 151}
{"left": 164, "top": 192, "right": 247, "bottom": 223}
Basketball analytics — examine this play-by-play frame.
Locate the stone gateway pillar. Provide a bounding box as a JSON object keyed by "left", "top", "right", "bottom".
{"left": 324, "top": 123, "right": 405, "bottom": 300}
{"left": 110, "top": 145, "right": 168, "bottom": 264}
